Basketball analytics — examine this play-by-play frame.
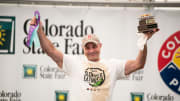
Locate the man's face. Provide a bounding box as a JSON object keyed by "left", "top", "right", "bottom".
{"left": 83, "top": 42, "right": 102, "bottom": 62}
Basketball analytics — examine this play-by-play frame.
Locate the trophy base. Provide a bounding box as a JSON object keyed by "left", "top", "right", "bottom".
{"left": 138, "top": 23, "right": 158, "bottom": 34}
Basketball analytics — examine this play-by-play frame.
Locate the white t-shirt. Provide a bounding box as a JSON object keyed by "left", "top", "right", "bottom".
{"left": 62, "top": 55, "right": 127, "bottom": 101}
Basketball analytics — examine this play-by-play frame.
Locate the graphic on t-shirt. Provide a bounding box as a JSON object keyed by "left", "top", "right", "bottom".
{"left": 84, "top": 68, "right": 105, "bottom": 87}
{"left": 83, "top": 61, "right": 110, "bottom": 101}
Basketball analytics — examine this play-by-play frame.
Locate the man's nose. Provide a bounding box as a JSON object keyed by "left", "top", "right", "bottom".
{"left": 88, "top": 48, "right": 94, "bottom": 53}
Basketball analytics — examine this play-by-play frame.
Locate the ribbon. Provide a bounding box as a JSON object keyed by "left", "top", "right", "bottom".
{"left": 27, "top": 10, "right": 40, "bottom": 48}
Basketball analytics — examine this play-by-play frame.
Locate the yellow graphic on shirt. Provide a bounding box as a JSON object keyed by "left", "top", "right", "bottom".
{"left": 173, "top": 47, "right": 180, "bottom": 69}
{"left": 84, "top": 62, "right": 110, "bottom": 101}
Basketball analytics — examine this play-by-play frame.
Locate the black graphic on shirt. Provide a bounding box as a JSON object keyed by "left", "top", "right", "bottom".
{"left": 84, "top": 68, "right": 105, "bottom": 87}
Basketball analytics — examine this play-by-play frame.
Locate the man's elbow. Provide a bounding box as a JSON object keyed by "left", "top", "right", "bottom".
{"left": 136, "top": 63, "right": 145, "bottom": 70}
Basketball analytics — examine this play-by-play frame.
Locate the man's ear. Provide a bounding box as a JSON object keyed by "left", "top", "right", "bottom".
{"left": 99, "top": 43, "right": 102, "bottom": 48}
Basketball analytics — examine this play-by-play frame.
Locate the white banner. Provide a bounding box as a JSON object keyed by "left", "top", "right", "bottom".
{"left": 0, "top": 5, "right": 179, "bottom": 101}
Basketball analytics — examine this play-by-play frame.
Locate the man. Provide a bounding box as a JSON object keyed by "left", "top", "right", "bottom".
{"left": 31, "top": 17, "right": 159, "bottom": 101}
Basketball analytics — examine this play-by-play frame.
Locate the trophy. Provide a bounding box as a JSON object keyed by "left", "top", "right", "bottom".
{"left": 138, "top": 14, "right": 158, "bottom": 33}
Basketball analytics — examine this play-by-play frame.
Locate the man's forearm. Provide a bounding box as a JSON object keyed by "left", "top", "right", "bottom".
{"left": 136, "top": 45, "right": 147, "bottom": 69}
{"left": 37, "top": 27, "right": 55, "bottom": 55}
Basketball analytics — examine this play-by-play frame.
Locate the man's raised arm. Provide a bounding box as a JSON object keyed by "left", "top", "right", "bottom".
{"left": 124, "top": 29, "right": 159, "bottom": 75}
{"left": 31, "top": 17, "right": 64, "bottom": 68}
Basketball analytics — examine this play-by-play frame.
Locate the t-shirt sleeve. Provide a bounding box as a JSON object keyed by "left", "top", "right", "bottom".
{"left": 62, "top": 54, "right": 77, "bottom": 76}
{"left": 111, "top": 59, "right": 129, "bottom": 80}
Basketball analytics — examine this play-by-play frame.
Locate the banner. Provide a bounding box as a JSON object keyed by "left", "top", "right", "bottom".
{"left": 0, "top": 5, "right": 179, "bottom": 101}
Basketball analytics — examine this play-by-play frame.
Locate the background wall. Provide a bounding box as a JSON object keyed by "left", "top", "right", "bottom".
{"left": 0, "top": 4, "right": 179, "bottom": 101}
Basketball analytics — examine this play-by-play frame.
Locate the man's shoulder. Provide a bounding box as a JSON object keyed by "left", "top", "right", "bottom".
{"left": 101, "top": 58, "right": 123, "bottom": 62}
{"left": 64, "top": 54, "right": 86, "bottom": 61}
{"left": 101, "top": 58, "right": 126, "bottom": 66}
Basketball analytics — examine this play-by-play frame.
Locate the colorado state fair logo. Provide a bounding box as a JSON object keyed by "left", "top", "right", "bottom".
{"left": 158, "top": 31, "right": 180, "bottom": 95}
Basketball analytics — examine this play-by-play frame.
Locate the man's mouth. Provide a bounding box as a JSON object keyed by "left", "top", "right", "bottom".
{"left": 88, "top": 52, "right": 97, "bottom": 56}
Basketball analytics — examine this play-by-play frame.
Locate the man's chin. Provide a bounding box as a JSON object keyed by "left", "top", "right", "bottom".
{"left": 88, "top": 57, "right": 99, "bottom": 62}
